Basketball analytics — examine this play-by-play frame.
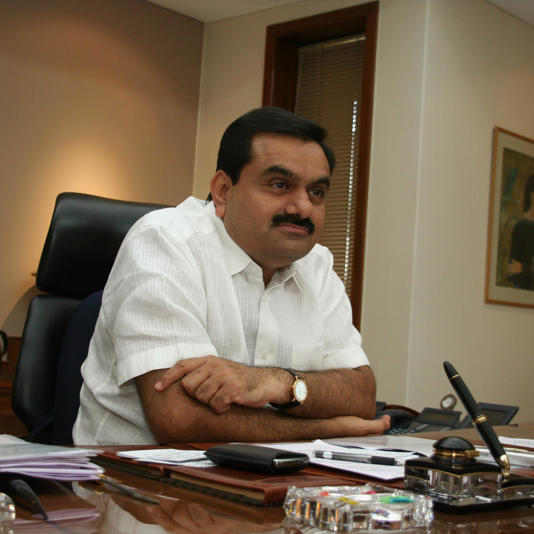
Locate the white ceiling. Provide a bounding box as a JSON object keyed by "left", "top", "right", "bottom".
{"left": 145, "top": 0, "right": 302, "bottom": 23}
{"left": 146, "top": 0, "right": 534, "bottom": 26}
{"left": 488, "top": 0, "right": 534, "bottom": 27}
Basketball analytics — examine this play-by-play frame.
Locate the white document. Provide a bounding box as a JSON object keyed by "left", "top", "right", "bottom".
{"left": 326, "top": 434, "right": 534, "bottom": 469}
{"left": 0, "top": 434, "right": 24, "bottom": 445}
{"left": 0, "top": 434, "right": 103, "bottom": 480}
{"left": 473, "top": 436, "right": 534, "bottom": 468}
{"left": 476, "top": 447, "right": 534, "bottom": 468}
{"left": 117, "top": 448, "right": 214, "bottom": 467}
{"left": 325, "top": 435, "right": 436, "bottom": 457}
{"left": 257, "top": 439, "right": 422, "bottom": 481}
{"left": 499, "top": 436, "right": 534, "bottom": 449}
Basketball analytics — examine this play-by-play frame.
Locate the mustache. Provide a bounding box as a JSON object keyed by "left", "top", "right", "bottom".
{"left": 272, "top": 213, "right": 315, "bottom": 234}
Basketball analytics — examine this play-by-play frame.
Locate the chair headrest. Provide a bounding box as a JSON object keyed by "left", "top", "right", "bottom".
{"left": 36, "top": 192, "right": 169, "bottom": 298}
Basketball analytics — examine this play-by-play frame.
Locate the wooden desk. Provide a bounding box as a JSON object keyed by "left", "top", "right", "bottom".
{"left": 8, "top": 422, "right": 534, "bottom": 533}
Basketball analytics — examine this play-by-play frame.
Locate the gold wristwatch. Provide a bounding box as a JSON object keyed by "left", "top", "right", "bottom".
{"left": 271, "top": 368, "right": 308, "bottom": 409}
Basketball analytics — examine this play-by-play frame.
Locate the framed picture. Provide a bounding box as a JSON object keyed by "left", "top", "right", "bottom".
{"left": 485, "top": 127, "right": 534, "bottom": 307}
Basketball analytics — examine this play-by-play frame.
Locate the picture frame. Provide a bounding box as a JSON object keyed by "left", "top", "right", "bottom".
{"left": 485, "top": 127, "right": 534, "bottom": 308}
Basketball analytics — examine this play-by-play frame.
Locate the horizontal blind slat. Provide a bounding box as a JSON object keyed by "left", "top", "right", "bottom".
{"left": 294, "top": 36, "right": 365, "bottom": 296}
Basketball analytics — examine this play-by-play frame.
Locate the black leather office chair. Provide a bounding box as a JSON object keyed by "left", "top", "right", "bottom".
{"left": 12, "top": 192, "right": 168, "bottom": 444}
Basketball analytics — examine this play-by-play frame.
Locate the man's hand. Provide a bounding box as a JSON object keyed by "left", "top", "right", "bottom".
{"left": 154, "top": 356, "right": 287, "bottom": 414}
{"left": 333, "top": 414, "right": 390, "bottom": 436}
{"left": 139, "top": 367, "right": 389, "bottom": 443}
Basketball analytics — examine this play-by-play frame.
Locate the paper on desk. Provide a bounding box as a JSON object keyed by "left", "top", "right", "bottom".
{"left": 0, "top": 434, "right": 24, "bottom": 445}
{"left": 499, "top": 436, "right": 534, "bottom": 449}
{"left": 0, "top": 434, "right": 103, "bottom": 480}
{"left": 476, "top": 447, "right": 534, "bottom": 468}
{"left": 327, "top": 434, "right": 534, "bottom": 469}
{"left": 473, "top": 436, "right": 534, "bottom": 468}
{"left": 258, "top": 439, "right": 420, "bottom": 480}
{"left": 117, "top": 448, "right": 214, "bottom": 467}
{"left": 326, "top": 435, "right": 436, "bottom": 457}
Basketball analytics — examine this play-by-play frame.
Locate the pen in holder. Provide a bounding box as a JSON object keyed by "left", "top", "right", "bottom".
{"left": 404, "top": 436, "right": 534, "bottom": 512}
{"left": 403, "top": 361, "right": 534, "bottom": 513}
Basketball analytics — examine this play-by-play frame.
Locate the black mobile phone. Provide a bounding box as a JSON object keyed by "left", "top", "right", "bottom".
{"left": 205, "top": 443, "right": 309, "bottom": 474}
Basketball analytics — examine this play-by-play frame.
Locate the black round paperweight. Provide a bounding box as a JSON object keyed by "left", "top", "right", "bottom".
{"left": 432, "top": 436, "right": 479, "bottom": 467}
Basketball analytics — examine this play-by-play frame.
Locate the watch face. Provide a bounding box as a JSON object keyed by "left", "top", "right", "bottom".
{"left": 440, "top": 393, "right": 457, "bottom": 410}
{"left": 294, "top": 379, "right": 308, "bottom": 403}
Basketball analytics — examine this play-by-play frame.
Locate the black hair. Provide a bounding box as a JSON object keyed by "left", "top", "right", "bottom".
{"left": 216, "top": 106, "right": 335, "bottom": 182}
{"left": 523, "top": 174, "right": 534, "bottom": 212}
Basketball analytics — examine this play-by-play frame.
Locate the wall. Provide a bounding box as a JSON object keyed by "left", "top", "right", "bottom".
{"left": 360, "top": 0, "right": 426, "bottom": 407}
{"left": 0, "top": 0, "right": 203, "bottom": 335}
{"left": 194, "top": 0, "right": 534, "bottom": 421}
{"left": 406, "top": 0, "right": 534, "bottom": 419}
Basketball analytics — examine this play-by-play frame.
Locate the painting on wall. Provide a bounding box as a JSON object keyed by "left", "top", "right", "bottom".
{"left": 485, "top": 127, "right": 534, "bottom": 308}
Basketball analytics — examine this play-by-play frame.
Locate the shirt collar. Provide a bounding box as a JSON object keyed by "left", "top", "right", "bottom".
{"left": 208, "top": 202, "right": 255, "bottom": 276}
{"left": 207, "top": 201, "right": 303, "bottom": 289}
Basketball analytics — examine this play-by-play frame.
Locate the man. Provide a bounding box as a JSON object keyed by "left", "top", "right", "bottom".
{"left": 506, "top": 174, "right": 534, "bottom": 290}
{"left": 73, "top": 107, "right": 389, "bottom": 445}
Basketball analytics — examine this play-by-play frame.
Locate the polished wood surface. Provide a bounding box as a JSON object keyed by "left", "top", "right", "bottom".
{"left": 6, "top": 422, "right": 534, "bottom": 533}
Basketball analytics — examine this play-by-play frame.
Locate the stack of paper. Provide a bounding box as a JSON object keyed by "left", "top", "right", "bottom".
{"left": 0, "top": 434, "right": 103, "bottom": 481}
{"left": 476, "top": 436, "right": 534, "bottom": 468}
{"left": 117, "top": 448, "right": 212, "bottom": 467}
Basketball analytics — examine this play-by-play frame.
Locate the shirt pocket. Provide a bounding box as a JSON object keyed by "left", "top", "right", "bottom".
{"left": 291, "top": 341, "right": 325, "bottom": 371}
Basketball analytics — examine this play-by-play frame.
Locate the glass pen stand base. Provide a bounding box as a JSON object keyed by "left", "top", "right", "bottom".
{"left": 283, "top": 483, "right": 433, "bottom": 532}
{"left": 404, "top": 456, "right": 534, "bottom": 513}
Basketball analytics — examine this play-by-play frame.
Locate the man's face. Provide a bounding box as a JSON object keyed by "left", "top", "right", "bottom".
{"left": 211, "top": 133, "right": 330, "bottom": 282}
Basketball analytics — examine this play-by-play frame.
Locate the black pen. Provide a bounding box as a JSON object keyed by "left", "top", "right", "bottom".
{"left": 443, "top": 361, "right": 510, "bottom": 477}
{"left": 8, "top": 478, "right": 48, "bottom": 519}
{"left": 313, "top": 450, "right": 402, "bottom": 466}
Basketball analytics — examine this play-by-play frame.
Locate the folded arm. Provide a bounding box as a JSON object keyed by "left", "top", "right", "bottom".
{"left": 137, "top": 368, "right": 388, "bottom": 444}
{"left": 154, "top": 356, "right": 376, "bottom": 419}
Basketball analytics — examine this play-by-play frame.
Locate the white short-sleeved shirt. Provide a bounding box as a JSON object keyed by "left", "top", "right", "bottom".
{"left": 73, "top": 197, "right": 368, "bottom": 445}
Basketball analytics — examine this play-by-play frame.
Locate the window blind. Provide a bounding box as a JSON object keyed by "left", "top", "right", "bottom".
{"left": 294, "top": 35, "right": 365, "bottom": 293}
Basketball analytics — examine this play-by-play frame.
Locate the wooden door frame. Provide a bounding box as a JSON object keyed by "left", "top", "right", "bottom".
{"left": 262, "top": 2, "right": 379, "bottom": 329}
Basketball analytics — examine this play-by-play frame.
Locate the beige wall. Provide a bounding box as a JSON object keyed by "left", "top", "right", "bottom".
{"left": 406, "top": 0, "right": 534, "bottom": 419}
{"left": 194, "top": 0, "right": 534, "bottom": 420}
{"left": 0, "top": 0, "right": 203, "bottom": 335}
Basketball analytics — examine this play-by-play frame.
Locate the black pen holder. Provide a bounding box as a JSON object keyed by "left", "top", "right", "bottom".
{"left": 403, "top": 436, "right": 534, "bottom": 513}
